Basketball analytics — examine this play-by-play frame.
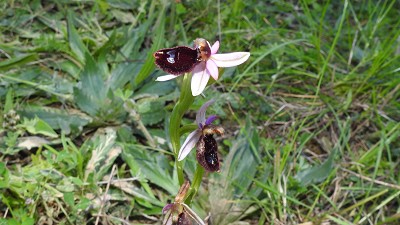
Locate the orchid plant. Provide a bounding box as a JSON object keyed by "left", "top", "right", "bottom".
{"left": 154, "top": 38, "right": 250, "bottom": 224}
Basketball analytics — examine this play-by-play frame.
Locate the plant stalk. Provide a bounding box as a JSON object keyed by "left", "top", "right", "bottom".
{"left": 169, "top": 73, "right": 194, "bottom": 185}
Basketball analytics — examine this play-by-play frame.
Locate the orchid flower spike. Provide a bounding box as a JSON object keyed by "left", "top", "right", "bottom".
{"left": 155, "top": 38, "right": 250, "bottom": 96}
{"left": 177, "top": 99, "right": 224, "bottom": 172}
{"left": 162, "top": 181, "right": 205, "bottom": 225}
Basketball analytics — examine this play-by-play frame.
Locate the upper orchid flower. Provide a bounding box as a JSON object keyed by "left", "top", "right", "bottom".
{"left": 177, "top": 99, "right": 224, "bottom": 172}
{"left": 162, "top": 181, "right": 205, "bottom": 225}
{"left": 155, "top": 38, "right": 250, "bottom": 96}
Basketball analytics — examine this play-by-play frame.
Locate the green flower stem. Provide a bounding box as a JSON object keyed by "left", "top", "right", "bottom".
{"left": 185, "top": 165, "right": 204, "bottom": 204}
{"left": 169, "top": 73, "right": 194, "bottom": 185}
{"left": 169, "top": 73, "right": 206, "bottom": 202}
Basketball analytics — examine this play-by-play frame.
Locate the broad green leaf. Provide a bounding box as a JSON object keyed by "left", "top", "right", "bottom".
{"left": 22, "top": 116, "right": 58, "bottom": 138}
{"left": 73, "top": 52, "right": 127, "bottom": 121}
{"left": 69, "top": 177, "right": 84, "bottom": 186}
{"left": 111, "top": 9, "right": 136, "bottom": 23}
{"left": 136, "top": 98, "right": 165, "bottom": 125}
{"left": 108, "top": 63, "right": 139, "bottom": 90}
{"left": 0, "top": 54, "right": 38, "bottom": 71}
{"left": 4, "top": 89, "right": 14, "bottom": 112}
{"left": 176, "top": 3, "right": 187, "bottom": 14}
{"left": 37, "top": 16, "right": 66, "bottom": 36}
{"left": 122, "top": 147, "right": 177, "bottom": 195}
{"left": 67, "top": 11, "right": 88, "bottom": 64}
{"left": 84, "top": 129, "right": 121, "bottom": 182}
{"left": 0, "top": 162, "right": 10, "bottom": 188}
{"left": 106, "top": 0, "right": 136, "bottom": 9}
{"left": 295, "top": 149, "right": 337, "bottom": 186}
{"left": 56, "top": 177, "right": 75, "bottom": 192}
{"left": 75, "top": 197, "right": 90, "bottom": 210}
{"left": 63, "top": 192, "right": 75, "bottom": 207}
{"left": 133, "top": 78, "right": 177, "bottom": 98}
{"left": 119, "top": 11, "right": 156, "bottom": 60}
{"left": 73, "top": 52, "right": 107, "bottom": 116}
{"left": 7, "top": 219, "right": 19, "bottom": 225}
{"left": 21, "top": 218, "right": 34, "bottom": 225}
{"left": 17, "top": 136, "right": 49, "bottom": 150}
{"left": 58, "top": 60, "right": 81, "bottom": 79}
{"left": 19, "top": 106, "right": 91, "bottom": 135}
{"left": 93, "top": 31, "right": 117, "bottom": 77}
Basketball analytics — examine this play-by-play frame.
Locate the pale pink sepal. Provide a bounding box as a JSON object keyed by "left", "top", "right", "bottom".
{"left": 191, "top": 62, "right": 210, "bottom": 96}
{"left": 210, "top": 52, "right": 250, "bottom": 67}
{"left": 211, "top": 41, "right": 220, "bottom": 54}
{"left": 177, "top": 130, "right": 202, "bottom": 161}
{"left": 162, "top": 210, "right": 173, "bottom": 225}
{"left": 155, "top": 74, "right": 178, "bottom": 81}
{"left": 206, "top": 59, "right": 219, "bottom": 80}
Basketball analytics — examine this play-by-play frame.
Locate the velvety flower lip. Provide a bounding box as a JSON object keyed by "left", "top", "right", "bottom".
{"left": 156, "top": 39, "right": 250, "bottom": 96}
{"left": 178, "top": 99, "right": 215, "bottom": 161}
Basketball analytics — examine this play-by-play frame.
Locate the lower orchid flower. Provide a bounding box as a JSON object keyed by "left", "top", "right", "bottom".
{"left": 162, "top": 181, "right": 205, "bottom": 225}
{"left": 177, "top": 99, "right": 224, "bottom": 172}
{"left": 155, "top": 38, "right": 250, "bottom": 96}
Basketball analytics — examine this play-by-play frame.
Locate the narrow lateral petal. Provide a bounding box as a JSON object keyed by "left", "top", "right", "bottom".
{"left": 210, "top": 52, "right": 250, "bottom": 67}
{"left": 211, "top": 41, "right": 220, "bottom": 54}
{"left": 205, "top": 115, "right": 218, "bottom": 125}
{"left": 155, "top": 74, "right": 178, "bottom": 81}
{"left": 206, "top": 59, "right": 219, "bottom": 80}
{"left": 162, "top": 204, "right": 173, "bottom": 214}
{"left": 178, "top": 130, "right": 202, "bottom": 161}
{"left": 196, "top": 99, "right": 215, "bottom": 125}
{"left": 191, "top": 62, "right": 210, "bottom": 96}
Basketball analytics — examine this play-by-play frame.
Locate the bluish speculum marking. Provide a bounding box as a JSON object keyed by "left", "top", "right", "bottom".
{"left": 167, "top": 50, "right": 176, "bottom": 63}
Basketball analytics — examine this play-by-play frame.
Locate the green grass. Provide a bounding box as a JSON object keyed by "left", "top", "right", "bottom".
{"left": 1, "top": 0, "right": 400, "bottom": 224}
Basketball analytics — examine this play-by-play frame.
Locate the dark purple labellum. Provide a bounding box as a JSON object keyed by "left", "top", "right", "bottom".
{"left": 196, "top": 134, "right": 220, "bottom": 172}
{"left": 154, "top": 46, "right": 200, "bottom": 75}
{"left": 177, "top": 212, "right": 192, "bottom": 225}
